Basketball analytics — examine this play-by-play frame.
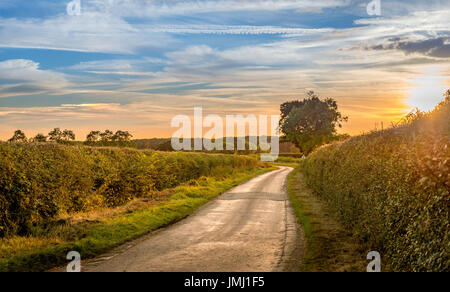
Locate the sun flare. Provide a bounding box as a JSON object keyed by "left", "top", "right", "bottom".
{"left": 408, "top": 68, "right": 448, "bottom": 112}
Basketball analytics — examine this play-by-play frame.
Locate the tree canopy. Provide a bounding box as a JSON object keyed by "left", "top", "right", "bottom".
{"left": 279, "top": 91, "right": 348, "bottom": 155}
{"left": 85, "top": 130, "right": 133, "bottom": 147}
{"left": 48, "top": 128, "right": 75, "bottom": 142}
{"left": 8, "top": 130, "right": 27, "bottom": 143}
{"left": 32, "top": 134, "right": 47, "bottom": 143}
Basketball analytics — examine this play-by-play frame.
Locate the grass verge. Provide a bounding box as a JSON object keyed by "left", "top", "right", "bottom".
{"left": 0, "top": 167, "right": 274, "bottom": 272}
{"left": 287, "top": 166, "right": 367, "bottom": 272}
{"left": 273, "top": 162, "right": 300, "bottom": 168}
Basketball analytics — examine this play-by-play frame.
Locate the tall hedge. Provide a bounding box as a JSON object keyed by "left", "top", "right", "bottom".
{"left": 302, "top": 98, "right": 449, "bottom": 272}
{"left": 0, "top": 144, "right": 257, "bottom": 237}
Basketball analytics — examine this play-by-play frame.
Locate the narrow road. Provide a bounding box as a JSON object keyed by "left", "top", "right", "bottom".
{"left": 82, "top": 166, "right": 304, "bottom": 272}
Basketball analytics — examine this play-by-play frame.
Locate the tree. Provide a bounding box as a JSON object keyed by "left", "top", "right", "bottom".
{"left": 62, "top": 129, "right": 75, "bottom": 141}
{"left": 85, "top": 129, "right": 134, "bottom": 147}
{"left": 280, "top": 91, "right": 348, "bottom": 155}
{"left": 100, "top": 130, "right": 114, "bottom": 142}
{"left": 8, "top": 130, "right": 27, "bottom": 143}
{"left": 33, "top": 133, "right": 47, "bottom": 143}
{"left": 48, "top": 128, "right": 75, "bottom": 143}
{"left": 48, "top": 128, "right": 63, "bottom": 142}
{"left": 113, "top": 130, "right": 133, "bottom": 142}
{"left": 86, "top": 131, "right": 101, "bottom": 142}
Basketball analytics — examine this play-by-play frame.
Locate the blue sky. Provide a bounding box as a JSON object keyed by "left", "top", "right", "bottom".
{"left": 0, "top": 0, "right": 449, "bottom": 139}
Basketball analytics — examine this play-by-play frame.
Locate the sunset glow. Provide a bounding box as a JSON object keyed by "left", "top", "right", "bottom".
{"left": 408, "top": 67, "right": 448, "bottom": 112}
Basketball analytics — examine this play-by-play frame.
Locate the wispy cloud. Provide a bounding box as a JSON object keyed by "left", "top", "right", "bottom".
{"left": 85, "top": 0, "right": 351, "bottom": 16}
{"left": 0, "top": 13, "right": 174, "bottom": 53}
{"left": 0, "top": 59, "right": 69, "bottom": 97}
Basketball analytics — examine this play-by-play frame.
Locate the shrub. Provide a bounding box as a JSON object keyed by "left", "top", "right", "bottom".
{"left": 0, "top": 144, "right": 257, "bottom": 237}
{"left": 302, "top": 97, "right": 449, "bottom": 272}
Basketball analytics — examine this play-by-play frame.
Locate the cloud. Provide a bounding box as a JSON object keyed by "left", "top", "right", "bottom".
{"left": 0, "top": 13, "right": 174, "bottom": 54}
{"left": 163, "top": 41, "right": 318, "bottom": 80}
{"left": 0, "top": 59, "right": 69, "bottom": 97}
{"left": 0, "top": 59, "right": 65, "bottom": 83}
{"left": 68, "top": 59, "right": 164, "bottom": 76}
{"left": 0, "top": 0, "right": 349, "bottom": 54}
{"left": 0, "top": 84, "right": 46, "bottom": 94}
{"left": 87, "top": 0, "right": 350, "bottom": 17}
{"left": 362, "top": 37, "right": 450, "bottom": 59}
{"left": 2, "top": 1, "right": 446, "bottom": 55}
{"left": 145, "top": 25, "right": 333, "bottom": 35}
{"left": 354, "top": 10, "right": 450, "bottom": 32}
{"left": 0, "top": 16, "right": 332, "bottom": 54}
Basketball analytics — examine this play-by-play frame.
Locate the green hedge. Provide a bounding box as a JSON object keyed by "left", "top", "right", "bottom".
{"left": 278, "top": 153, "right": 304, "bottom": 158}
{"left": 302, "top": 99, "right": 449, "bottom": 272}
{"left": 0, "top": 144, "right": 257, "bottom": 237}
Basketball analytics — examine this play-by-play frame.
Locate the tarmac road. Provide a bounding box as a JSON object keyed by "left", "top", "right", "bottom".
{"left": 81, "top": 166, "right": 304, "bottom": 272}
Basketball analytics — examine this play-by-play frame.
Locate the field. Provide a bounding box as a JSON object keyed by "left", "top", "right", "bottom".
{"left": 301, "top": 97, "right": 449, "bottom": 271}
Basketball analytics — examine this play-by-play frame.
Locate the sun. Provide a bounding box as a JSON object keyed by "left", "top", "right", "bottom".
{"left": 408, "top": 67, "right": 448, "bottom": 112}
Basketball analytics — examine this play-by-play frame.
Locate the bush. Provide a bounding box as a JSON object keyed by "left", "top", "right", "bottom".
{"left": 302, "top": 97, "right": 449, "bottom": 272}
{"left": 0, "top": 144, "right": 257, "bottom": 237}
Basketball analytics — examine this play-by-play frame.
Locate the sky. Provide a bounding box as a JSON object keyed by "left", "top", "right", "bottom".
{"left": 0, "top": 0, "right": 449, "bottom": 140}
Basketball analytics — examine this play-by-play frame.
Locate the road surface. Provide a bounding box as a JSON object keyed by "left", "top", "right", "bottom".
{"left": 81, "top": 166, "right": 304, "bottom": 272}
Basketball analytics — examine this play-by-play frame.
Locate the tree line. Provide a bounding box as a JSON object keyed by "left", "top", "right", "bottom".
{"left": 7, "top": 128, "right": 75, "bottom": 144}
{"left": 84, "top": 130, "right": 133, "bottom": 147}
{"left": 6, "top": 90, "right": 346, "bottom": 154}
{"left": 6, "top": 128, "right": 133, "bottom": 147}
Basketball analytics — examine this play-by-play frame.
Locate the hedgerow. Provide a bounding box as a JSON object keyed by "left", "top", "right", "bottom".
{"left": 302, "top": 94, "right": 449, "bottom": 272}
{"left": 0, "top": 144, "right": 257, "bottom": 237}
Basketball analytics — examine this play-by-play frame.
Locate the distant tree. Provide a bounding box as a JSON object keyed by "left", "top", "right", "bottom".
{"left": 280, "top": 91, "right": 348, "bottom": 155}
{"left": 62, "top": 129, "right": 75, "bottom": 141}
{"left": 8, "top": 130, "right": 27, "bottom": 143}
{"left": 85, "top": 129, "right": 134, "bottom": 147}
{"left": 100, "top": 130, "right": 114, "bottom": 142}
{"left": 113, "top": 130, "right": 133, "bottom": 142}
{"left": 33, "top": 133, "right": 47, "bottom": 143}
{"left": 48, "top": 128, "right": 63, "bottom": 142}
{"left": 48, "top": 128, "right": 75, "bottom": 143}
{"left": 86, "top": 131, "right": 101, "bottom": 142}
